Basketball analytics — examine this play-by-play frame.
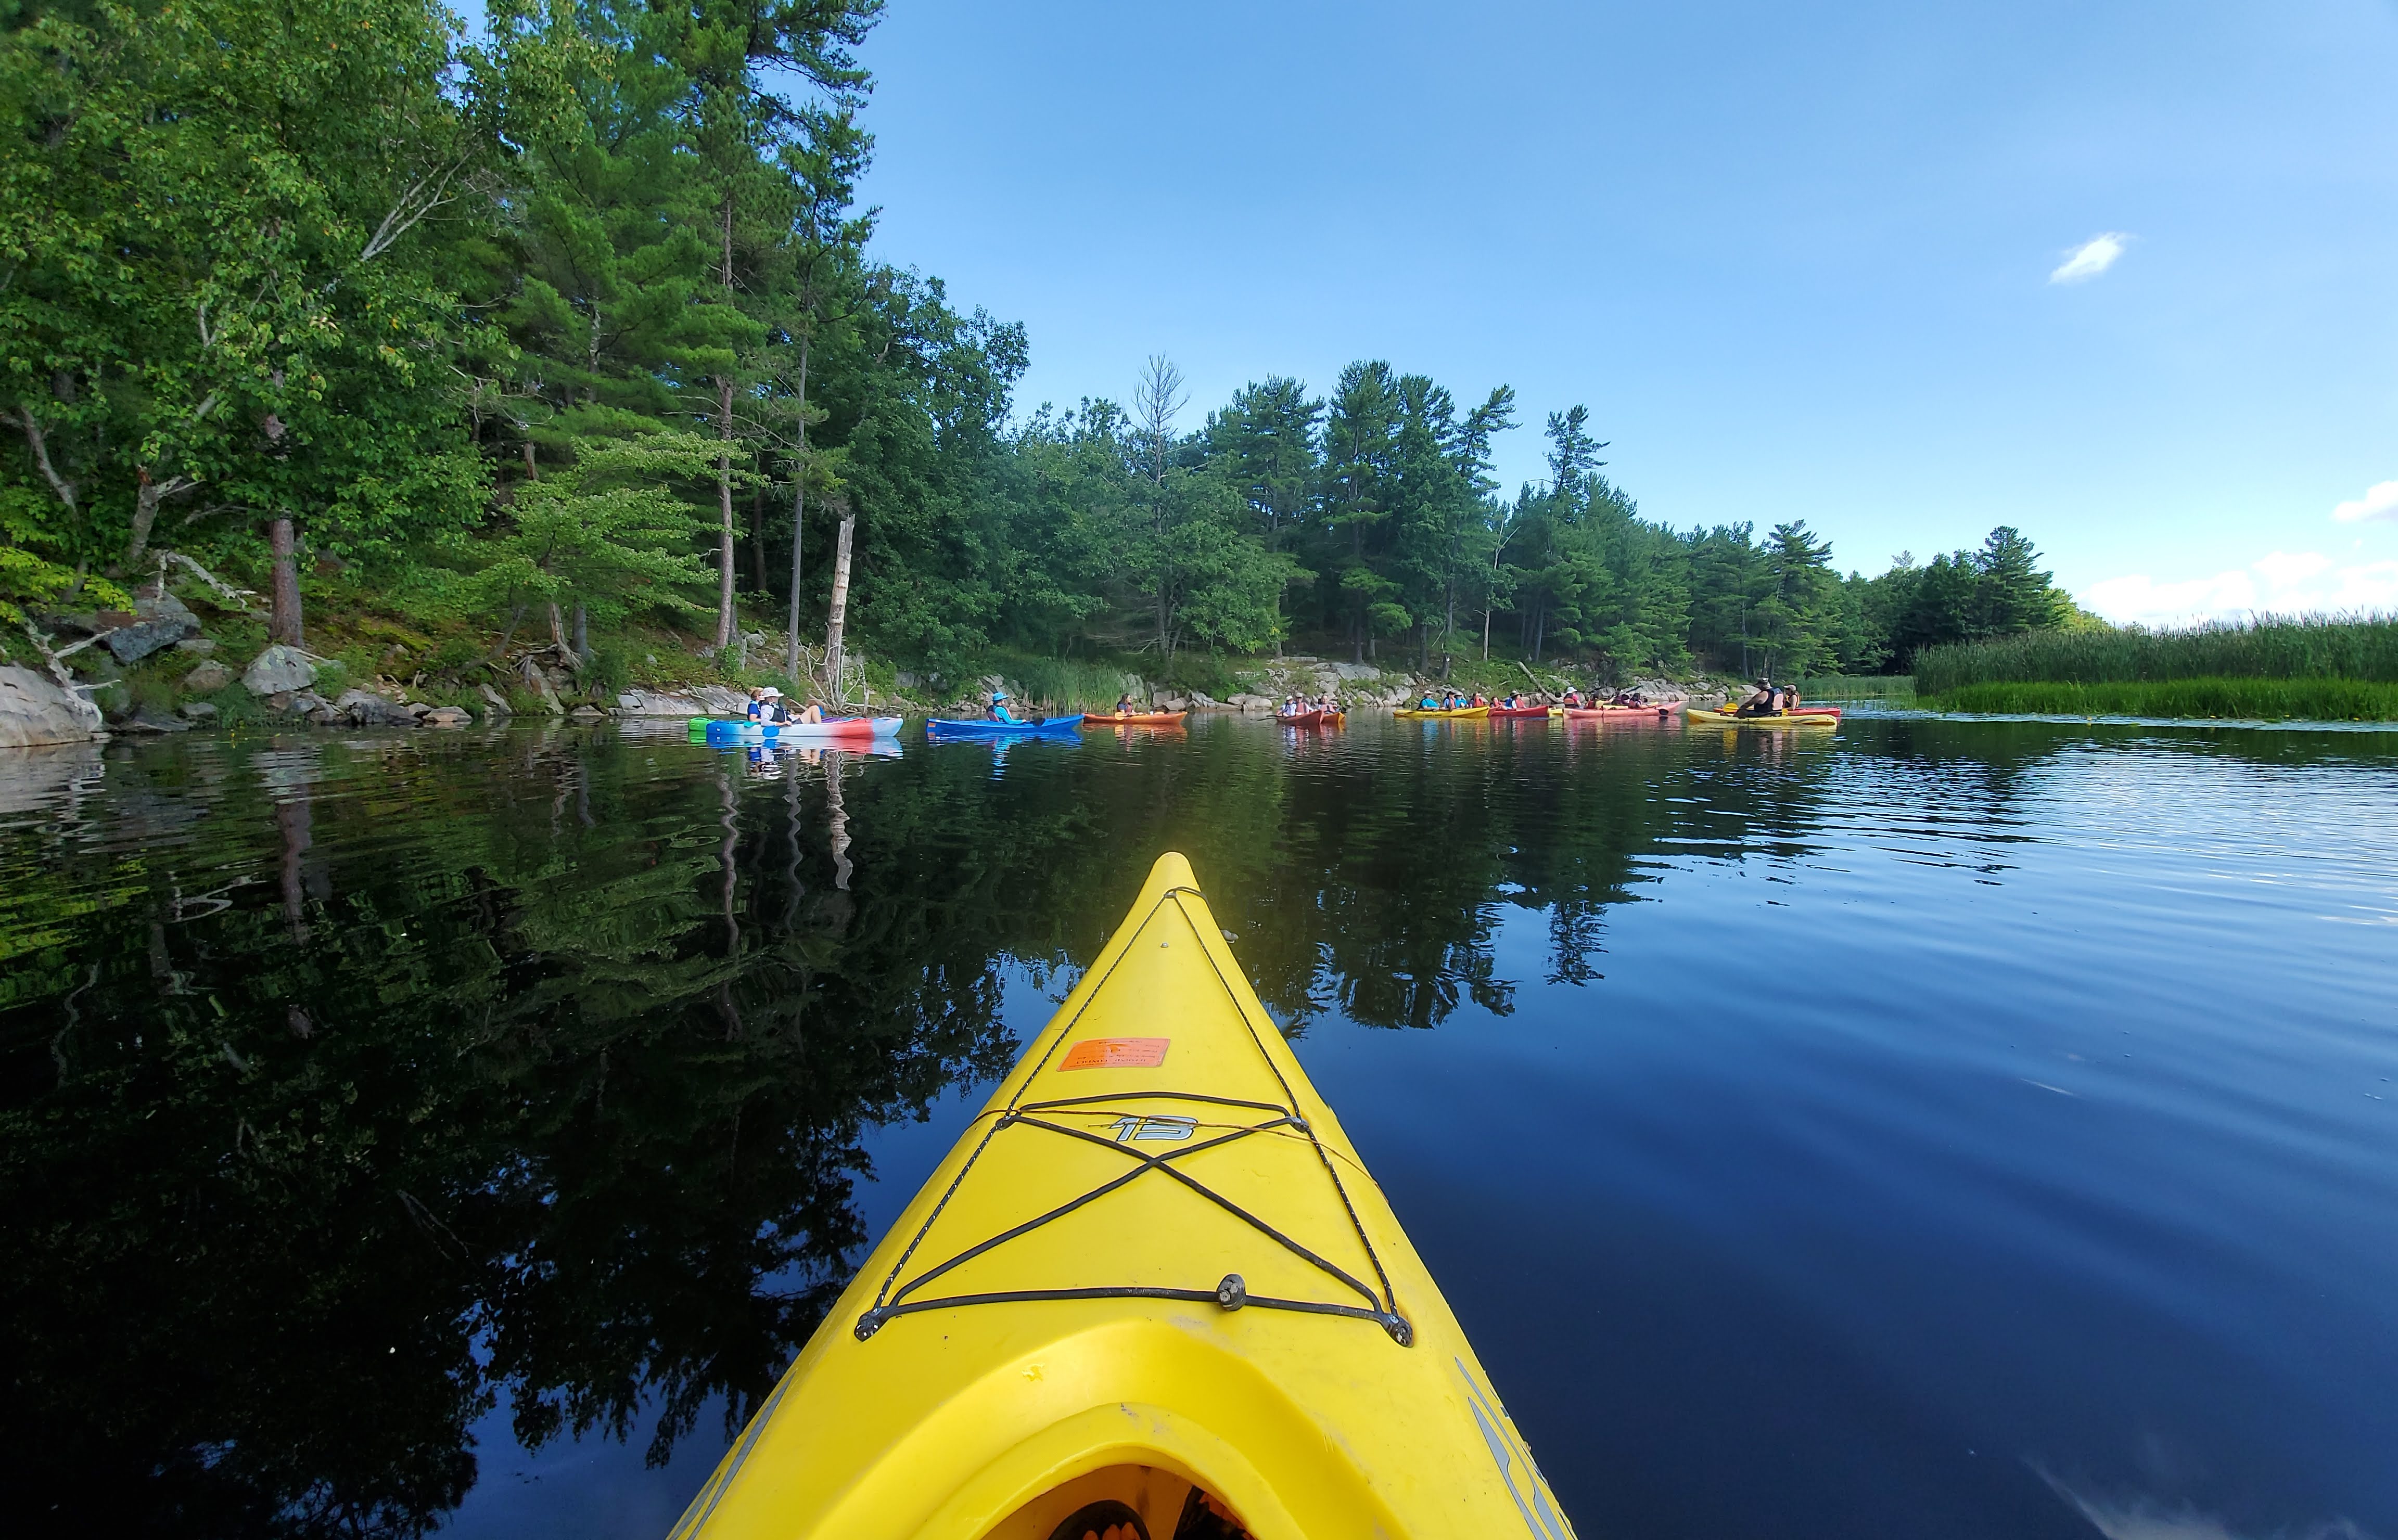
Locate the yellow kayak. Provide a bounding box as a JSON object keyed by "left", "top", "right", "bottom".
{"left": 1393, "top": 704, "right": 1494, "bottom": 720}
{"left": 672, "top": 852, "right": 1575, "bottom": 1540}
{"left": 1684, "top": 706, "right": 1836, "bottom": 729}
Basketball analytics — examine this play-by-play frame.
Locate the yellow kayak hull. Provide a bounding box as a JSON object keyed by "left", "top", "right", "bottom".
{"left": 1685, "top": 706, "right": 1837, "bottom": 728}
{"left": 1393, "top": 705, "right": 1494, "bottom": 719}
{"left": 672, "top": 853, "right": 1574, "bottom": 1540}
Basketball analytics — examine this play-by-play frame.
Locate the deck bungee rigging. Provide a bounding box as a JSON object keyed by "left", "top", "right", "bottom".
{"left": 669, "top": 853, "right": 1575, "bottom": 1540}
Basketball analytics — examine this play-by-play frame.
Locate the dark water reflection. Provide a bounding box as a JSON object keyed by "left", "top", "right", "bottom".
{"left": 2, "top": 716, "right": 2394, "bottom": 1539}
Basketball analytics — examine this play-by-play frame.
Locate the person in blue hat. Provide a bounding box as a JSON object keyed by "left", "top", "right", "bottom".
{"left": 989, "top": 687, "right": 1024, "bottom": 724}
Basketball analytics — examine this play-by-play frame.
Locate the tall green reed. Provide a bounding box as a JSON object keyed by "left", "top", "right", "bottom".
{"left": 1913, "top": 614, "right": 2398, "bottom": 695}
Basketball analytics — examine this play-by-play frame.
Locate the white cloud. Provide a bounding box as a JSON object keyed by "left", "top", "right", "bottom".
{"left": 2082, "top": 550, "right": 2398, "bottom": 626}
{"left": 2251, "top": 549, "right": 2330, "bottom": 587}
{"left": 2331, "top": 479, "right": 2398, "bottom": 524}
{"left": 2050, "top": 232, "right": 2132, "bottom": 284}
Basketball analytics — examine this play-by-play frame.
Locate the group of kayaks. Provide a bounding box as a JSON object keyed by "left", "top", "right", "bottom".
{"left": 693, "top": 697, "right": 1839, "bottom": 748}
{"left": 1396, "top": 699, "right": 1842, "bottom": 730}
{"left": 1395, "top": 701, "right": 1673, "bottom": 721}
{"left": 669, "top": 853, "right": 1577, "bottom": 1540}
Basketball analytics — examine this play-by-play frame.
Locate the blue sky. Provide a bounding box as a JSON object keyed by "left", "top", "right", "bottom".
{"left": 839, "top": 0, "right": 2398, "bottom": 621}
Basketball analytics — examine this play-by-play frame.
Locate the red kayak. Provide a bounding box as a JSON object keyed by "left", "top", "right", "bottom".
{"left": 1559, "top": 703, "right": 1672, "bottom": 718}
{"left": 1278, "top": 709, "right": 1345, "bottom": 728}
{"left": 1487, "top": 704, "right": 1554, "bottom": 718}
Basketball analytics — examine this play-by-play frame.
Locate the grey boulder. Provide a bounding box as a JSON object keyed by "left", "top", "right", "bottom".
{"left": 0, "top": 665, "right": 106, "bottom": 747}
{"left": 101, "top": 592, "right": 202, "bottom": 665}
{"left": 243, "top": 645, "right": 318, "bottom": 696}
{"left": 333, "top": 688, "right": 405, "bottom": 726}
{"left": 182, "top": 660, "right": 234, "bottom": 693}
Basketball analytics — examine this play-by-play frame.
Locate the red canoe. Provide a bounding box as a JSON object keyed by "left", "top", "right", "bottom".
{"left": 1277, "top": 709, "right": 1345, "bottom": 728}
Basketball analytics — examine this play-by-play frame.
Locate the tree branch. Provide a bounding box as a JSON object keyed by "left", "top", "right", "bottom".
{"left": 360, "top": 162, "right": 463, "bottom": 263}
{"left": 7, "top": 407, "right": 77, "bottom": 513}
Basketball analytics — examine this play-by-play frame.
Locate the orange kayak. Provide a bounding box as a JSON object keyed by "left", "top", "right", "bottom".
{"left": 1082, "top": 711, "right": 1189, "bottom": 727}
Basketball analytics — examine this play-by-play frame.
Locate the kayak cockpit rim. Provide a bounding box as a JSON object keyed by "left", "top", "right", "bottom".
{"left": 850, "top": 881, "right": 1417, "bottom": 1349}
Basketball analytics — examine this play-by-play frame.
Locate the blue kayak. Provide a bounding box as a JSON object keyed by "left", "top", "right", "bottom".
{"left": 924, "top": 714, "right": 1083, "bottom": 739}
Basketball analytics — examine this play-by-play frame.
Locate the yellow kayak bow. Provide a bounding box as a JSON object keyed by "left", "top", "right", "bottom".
{"left": 672, "top": 852, "right": 1574, "bottom": 1540}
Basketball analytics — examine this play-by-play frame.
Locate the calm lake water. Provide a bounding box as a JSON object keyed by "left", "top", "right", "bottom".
{"left": 3, "top": 712, "right": 2394, "bottom": 1539}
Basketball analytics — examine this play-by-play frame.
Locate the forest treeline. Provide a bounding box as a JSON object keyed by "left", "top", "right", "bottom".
{"left": 2, "top": 0, "right": 2095, "bottom": 691}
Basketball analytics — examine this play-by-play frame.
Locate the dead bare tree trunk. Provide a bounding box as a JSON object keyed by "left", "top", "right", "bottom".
{"left": 267, "top": 517, "right": 302, "bottom": 646}
{"left": 823, "top": 505, "right": 854, "bottom": 704}
{"left": 785, "top": 341, "right": 809, "bottom": 675}
{"left": 124, "top": 470, "right": 194, "bottom": 573}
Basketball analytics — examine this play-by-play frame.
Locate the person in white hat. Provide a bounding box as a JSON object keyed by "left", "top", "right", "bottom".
{"left": 749, "top": 686, "right": 824, "bottom": 726}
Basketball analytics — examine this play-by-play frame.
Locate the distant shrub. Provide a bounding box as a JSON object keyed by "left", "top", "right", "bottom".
{"left": 584, "top": 645, "right": 631, "bottom": 697}
{"left": 1161, "top": 651, "right": 1239, "bottom": 700}
{"left": 1004, "top": 656, "right": 1144, "bottom": 710}
{"left": 428, "top": 635, "right": 483, "bottom": 674}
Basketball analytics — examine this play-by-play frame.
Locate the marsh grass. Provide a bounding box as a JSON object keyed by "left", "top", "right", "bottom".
{"left": 1797, "top": 674, "right": 1917, "bottom": 701}
{"left": 1922, "top": 677, "right": 2398, "bottom": 722}
{"left": 1914, "top": 614, "right": 2398, "bottom": 696}
{"left": 1000, "top": 656, "right": 1147, "bottom": 712}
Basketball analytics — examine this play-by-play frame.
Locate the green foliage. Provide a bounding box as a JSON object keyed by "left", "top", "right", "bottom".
{"left": 999, "top": 654, "right": 1143, "bottom": 712}
{"left": 431, "top": 432, "right": 719, "bottom": 635}
{"left": 0, "top": 0, "right": 2143, "bottom": 701}
{"left": 1160, "top": 650, "right": 1240, "bottom": 699}
{"left": 584, "top": 643, "right": 632, "bottom": 697}
{"left": 1915, "top": 615, "right": 2398, "bottom": 695}
{"left": 1922, "top": 676, "right": 2398, "bottom": 721}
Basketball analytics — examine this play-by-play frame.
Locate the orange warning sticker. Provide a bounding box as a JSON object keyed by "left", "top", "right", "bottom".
{"left": 1060, "top": 1036, "right": 1170, "bottom": 1071}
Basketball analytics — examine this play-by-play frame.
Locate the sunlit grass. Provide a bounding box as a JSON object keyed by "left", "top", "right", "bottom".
{"left": 1914, "top": 614, "right": 2398, "bottom": 696}
{"left": 1921, "top": 677, "right": 2398, "bottom": 721}
{"left": 999, "top": 656, "right": 1147, "bottom": 711}
{"left": 1796, "top": 674, "right": 1916, "bottom": 701}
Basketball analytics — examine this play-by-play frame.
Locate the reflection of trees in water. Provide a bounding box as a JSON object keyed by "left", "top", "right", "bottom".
{"left": 0, "top": 736, "right": 1017, "bottom": 1536}
{"left": 13, "top": 714, "right": 2336, "bottom": 1531}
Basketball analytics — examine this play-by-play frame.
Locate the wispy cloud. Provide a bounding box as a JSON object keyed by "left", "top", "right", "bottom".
{"left": 2332, "top": 480, "right": 2398, "bottom": 524}
{"left": 2082, "top": 551, "right": 2398, "bottom": 625}
{"left": 2050, "top": 232, "right": 2132, "bottom": 284}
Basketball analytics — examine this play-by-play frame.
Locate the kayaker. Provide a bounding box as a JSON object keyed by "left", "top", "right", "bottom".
{"left": 989, "top": 688, "right": 1024, "bottom": 725}
{"left": 757, "top": 688, "right": 821, "bottom": 726}
{"left": 744, "top": 687, "right": 770, "bottom": 721}
{"left": 1734, "top": 679, "right": 1778, "bottom": 717}
{"left": 1419, "top": 690, "right": 1439, "bottom": 709}
{"left": 1114, "top": 694, "right": 1139, "bottom": 716}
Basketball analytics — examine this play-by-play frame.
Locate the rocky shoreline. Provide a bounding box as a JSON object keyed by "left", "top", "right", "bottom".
{"left": 5, "top": 590, "right": 1737, "bottom": 750}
